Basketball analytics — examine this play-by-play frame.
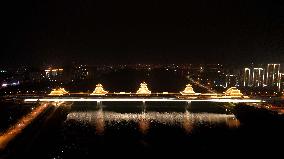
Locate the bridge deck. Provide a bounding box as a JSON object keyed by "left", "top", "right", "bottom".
{"left": 24, "top": 98, "right": 263, "bottom": 103}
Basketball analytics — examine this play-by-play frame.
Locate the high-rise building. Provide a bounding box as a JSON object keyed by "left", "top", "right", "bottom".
{"left": 225, "top": 74, "right": 238, "bottom": 88}
{"left": 72, "top": 65, "right": 90, "bottom": 81}
{"left": 266, "top": 64, "right": 280, "bottom": 87}
{"left": 243, "top": 68, "right": 251, "bottom": 87}
{"left": 44, "top": 68, "right": 64, "bottom": 82}
{"left": 252, "top": 68, "right": 265, "bottom": 87}
{"left": 280, "top": 73, "right": 284, "bottom": 91}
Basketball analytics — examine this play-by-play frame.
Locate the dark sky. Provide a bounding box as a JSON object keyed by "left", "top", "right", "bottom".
{"left": 1, "top": 0, "right": 284, "bottom": 66}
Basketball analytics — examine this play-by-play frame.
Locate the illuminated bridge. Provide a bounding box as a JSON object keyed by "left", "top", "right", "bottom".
{"left": 24, "top": 83, "right": 264, "bottom": 103}
{"left": 24, "top": 98, "right": 262, "bottom": 103}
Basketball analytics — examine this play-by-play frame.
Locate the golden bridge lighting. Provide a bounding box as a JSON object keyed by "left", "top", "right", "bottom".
{"left": 136, "top": 82, "right": 151, "bottom": 95}
{"left": 48, "top": 88, "right": 69, "bottom": 96}
{"left": 41, "top": 83, "right": 255, "bottom": 100}
{"left": 180, "top": 84, "right": 200, "bottom": 96}
{"left": 223, "top": 87, "right": 244, "bottom": 97}
{"left": 24, "top": 98, "right": 262, "bottom": 103}
{"left": 90, "top": 84, "right": 108, "bottom": 96}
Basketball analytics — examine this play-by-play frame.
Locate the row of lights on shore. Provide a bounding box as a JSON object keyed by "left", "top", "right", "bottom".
{"left": 3, "top": 91, "right": 48, "bottom": 94}
{"left": 249, "top": 92, "right": 280, "bottom": 94}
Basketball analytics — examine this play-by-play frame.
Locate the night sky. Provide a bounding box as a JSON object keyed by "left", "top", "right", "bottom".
{"left": 1, "top": 0, "right": 284, "bottom": 66}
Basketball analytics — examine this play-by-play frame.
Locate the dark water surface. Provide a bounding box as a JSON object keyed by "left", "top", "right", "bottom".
{"left": 3, "top": 101, "right": 284, "bottom": 158}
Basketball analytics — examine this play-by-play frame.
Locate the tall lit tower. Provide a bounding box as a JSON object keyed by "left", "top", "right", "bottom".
{"left": 244, "top": 68, "right": 251, "bottom": 87}
{"left": 280, "top": 73, "right": 284, "bottom": 92}
{"left": 252, "top": 68, "right": 265, "bottom": 87}
{"left": 266, "top": 64, "right": 280, "bottom": 87}
{"left": 225, "top": 74, "right": 238, "bottom": 88}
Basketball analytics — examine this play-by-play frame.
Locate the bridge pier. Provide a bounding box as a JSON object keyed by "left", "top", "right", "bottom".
{"left": 142, "top": 100, "right": 146, "bottom": 112}
{"left": 97, "top": 101, "right": 102, "bottom": 107}
{"left": 186, "top": 101, "right": 191, "bottom": 110}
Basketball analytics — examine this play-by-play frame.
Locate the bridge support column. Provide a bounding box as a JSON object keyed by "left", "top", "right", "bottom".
{"left": 97, "top": 101, "right": 102, "bottom": 107}
{"left": 142, "top": 100, "right": 146, "bottom": 112}
{"left": 186, "top": 101, "right": 191, "bottom": 110}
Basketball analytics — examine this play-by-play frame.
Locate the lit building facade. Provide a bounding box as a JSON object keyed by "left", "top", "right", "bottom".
{"left": 243, "top": 68, "right": 251, "bottom": 87}
{"left": 72, "top": 65, "right": 90, "bottom": 81}
{"left": 266, "top": 64, "right": 280, "bottom": 87}
{"left": 280, "top": 73, "right": 284, "bottom": 92}
{"left": 252, "top": 68, "right": 265, "bottom": 87}
{"left": 225, "top": 74, "right": 238, "bottom": 88}
{"left": 44, "top": 68, "right": 64, "bottom": 82}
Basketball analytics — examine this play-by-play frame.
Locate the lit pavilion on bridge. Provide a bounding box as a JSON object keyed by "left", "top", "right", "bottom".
{"left": 90, "top": 84, "right": 109, "bottom": 96}
{"left": 48, "top": 88, "right": 69, "bottom": 96}
{"left": 223, "top": 87, "right": 247, "bottom": 98}
{"left": 136, "top": 82, "right": 151, "bottom": 95}
{"left": 180, "top": 84, "right": 200, "bottom": 96}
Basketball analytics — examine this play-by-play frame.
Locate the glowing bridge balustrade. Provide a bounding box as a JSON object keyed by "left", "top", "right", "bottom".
{"left": 24, "top": 98, "right": 263, "bottom": 103}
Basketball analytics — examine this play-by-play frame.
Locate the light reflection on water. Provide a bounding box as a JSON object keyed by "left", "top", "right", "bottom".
{"left": 65, "top": 109, "right": 240, "bottom": 135}
{"left": 50, "top": 103, "right": 242, "bottom": 158}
